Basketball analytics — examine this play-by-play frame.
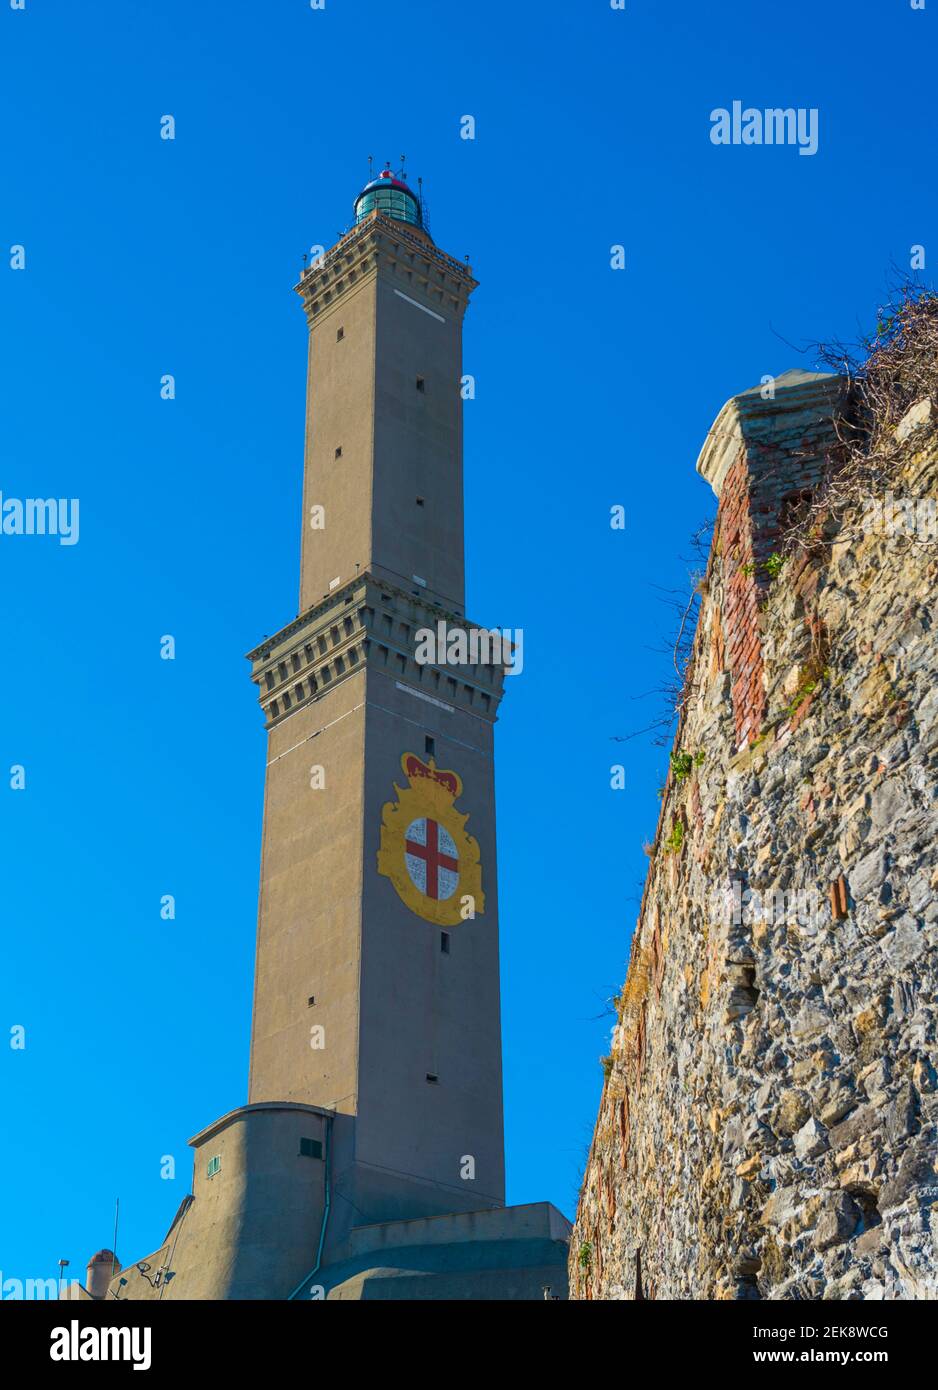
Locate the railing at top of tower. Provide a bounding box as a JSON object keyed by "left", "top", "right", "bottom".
{"left": 298, "top": 210, "right": 474, "bottom": 289}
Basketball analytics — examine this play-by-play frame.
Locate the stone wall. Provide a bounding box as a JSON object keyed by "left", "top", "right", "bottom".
{"left": 571, "top": 373, "right": 938, "bottom": 1300}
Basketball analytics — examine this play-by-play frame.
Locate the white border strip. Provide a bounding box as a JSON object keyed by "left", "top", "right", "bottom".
{"left": 393, "top": 288, "right": 445, "bottom": 323}
{"left": 394, "top": 680, "right": 454, "bottom": 713}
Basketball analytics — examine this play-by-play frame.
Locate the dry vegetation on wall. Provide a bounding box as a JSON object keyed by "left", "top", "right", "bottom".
{"left": 785, "top": 284, "right": 938, "bottom": 554}
{"left": 618, "top": 287, "right": 938, "bottom": 762}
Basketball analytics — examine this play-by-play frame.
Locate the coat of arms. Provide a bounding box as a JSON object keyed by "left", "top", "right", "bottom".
{"left": 376, "top": 753, "right": 484, "bottom": 926}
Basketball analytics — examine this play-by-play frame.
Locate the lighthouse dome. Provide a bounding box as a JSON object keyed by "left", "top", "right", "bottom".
{"left": 354, "top": 166, "right": 423, "bottom": 229}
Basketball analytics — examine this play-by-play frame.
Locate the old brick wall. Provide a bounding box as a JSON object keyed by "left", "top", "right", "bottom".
{"left": 571, "top": 379, "right": 938, "bottom": 1301}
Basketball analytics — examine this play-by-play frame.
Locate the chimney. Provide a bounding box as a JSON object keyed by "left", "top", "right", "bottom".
{"left": 86, "top": 1248, "right": 120, "bottom": 1299}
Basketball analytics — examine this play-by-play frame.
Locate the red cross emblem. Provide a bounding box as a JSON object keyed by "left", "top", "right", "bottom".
{"left": 405, "top": 817, "right": 459, "bottom": 901}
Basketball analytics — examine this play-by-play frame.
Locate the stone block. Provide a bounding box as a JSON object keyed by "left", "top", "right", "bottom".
{"left": 794, "top": 1116, "right": 829, "bottom": 1160}
{"left": 813, "top": 1193, "right": 860, "bottom": 1252}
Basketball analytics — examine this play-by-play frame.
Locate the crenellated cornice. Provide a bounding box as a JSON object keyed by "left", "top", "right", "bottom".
{"left": 294, "top": 211, "right": 478, "bottom": 328}
{"left": 246, "top": 572, "right": 506, "bottom": 732}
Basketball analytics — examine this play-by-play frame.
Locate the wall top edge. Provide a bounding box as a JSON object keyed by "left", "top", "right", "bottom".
{"left": 695, "top": 369, "right": 848, "bottom": 498}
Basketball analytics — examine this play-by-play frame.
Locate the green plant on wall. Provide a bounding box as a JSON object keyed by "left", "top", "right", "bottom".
{"left": 669, "top": 749, "right": 705, "bottom": 781}
{"left": 783, "top": 680, "right": 817, "bottom": 719}
{"left": 741, "top": 553, "right": 785, "bottom": 581}
{"left": 663, "top": 818, "right": 684, "bottom": 855}
{"left": 578, "top": 1241, "right": 592, "bottom": 1270}
{"left": 782, "top": 669, "right": 830, "bottom": 721}
{"left": 670, "top": 751, "right": 694, "bottom": 780}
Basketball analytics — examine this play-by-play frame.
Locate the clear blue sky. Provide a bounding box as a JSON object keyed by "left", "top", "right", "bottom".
{"left": 1, "top": 0, "right": 934, "bottom": 1286}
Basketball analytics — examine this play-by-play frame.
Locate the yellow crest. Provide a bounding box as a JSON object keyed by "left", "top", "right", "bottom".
{"left": 376, "top": 753, "right": 484, "bottom": 927}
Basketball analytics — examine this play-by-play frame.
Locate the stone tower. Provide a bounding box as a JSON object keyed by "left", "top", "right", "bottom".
{"left": 245, "top": 164, "right": 506, "bottom": 1224}
{"left": 90, "top": 168, "right": 570, "bottom": 1300}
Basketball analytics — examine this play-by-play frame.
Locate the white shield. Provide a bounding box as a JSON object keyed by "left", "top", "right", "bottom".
{"left": 404, "top": 817, "right": 459, "bottom": 901}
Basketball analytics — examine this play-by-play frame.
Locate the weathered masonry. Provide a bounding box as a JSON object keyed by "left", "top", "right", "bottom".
{"left": 572, "top": 368, "right": 938, "bottom": 1300}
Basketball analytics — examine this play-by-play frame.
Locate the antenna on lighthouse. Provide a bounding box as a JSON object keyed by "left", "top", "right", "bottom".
{"left": 367, "top": 154, "right": 374, "bottom": 178}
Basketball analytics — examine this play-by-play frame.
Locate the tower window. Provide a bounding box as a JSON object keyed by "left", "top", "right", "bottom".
{"left": 336, "top": 327, "right": 344, "bottom": 342}
{"left": 425, "top": 735, "right": 435, "bottom": 756}
{"left": 440, "top": 932, "right": 450, "bottom": 954}
{"left": 334, "top": 446, "right": 342, "bottom": 460}
{"left": 426, "top": 1073, "right": 439, "bottom": 1085}
{"left": 206, "top": 1155, "right": 221, "bottom": 1178}
{"left": 307, "top": 995, "right": 315, "bottom": 1006}
{"left": 299, "top": 1137, "right": 323, "bottom": 1160}
{"left": 416, "top": 496, "right": 425, "bottom": 507}
{"left": 416, "top": 376, "right": 425, "bottom": 392}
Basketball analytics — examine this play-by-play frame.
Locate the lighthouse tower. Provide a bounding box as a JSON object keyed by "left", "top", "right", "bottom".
{"left": 245, "top": 162, "right": 507, "bottom": 1230}
{"left": 92, "top": 168, "right": 570, "bottom": 1300}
